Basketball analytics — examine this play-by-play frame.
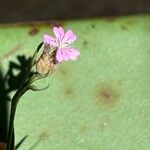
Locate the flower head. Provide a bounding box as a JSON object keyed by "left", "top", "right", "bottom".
{"left": 36, "top": 44, "right": 58, "bottom": 75}
{"left": 43, "top": 27, "right": 80, "bottom": 62}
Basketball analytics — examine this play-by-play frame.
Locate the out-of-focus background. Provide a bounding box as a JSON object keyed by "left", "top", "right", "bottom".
{"left": 0, "top": 0, "right": 150, "bottom": 149}
{"left": 0, "top": 0, "right": 150, "bottom": 23}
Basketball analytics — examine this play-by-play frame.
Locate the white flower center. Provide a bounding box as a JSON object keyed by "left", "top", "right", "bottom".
{"left": 57, "top": 39, "right": 69, "bottom": 49}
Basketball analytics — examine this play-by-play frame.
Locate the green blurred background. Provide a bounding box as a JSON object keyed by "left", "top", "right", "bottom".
{"left": 0, "top": 0, "right": 150, "bottom": 150}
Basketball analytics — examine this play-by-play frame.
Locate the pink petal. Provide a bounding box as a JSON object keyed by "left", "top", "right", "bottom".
{"left": 53, "top": 27, "right": 65, "bottom": 40}
{"left": 56, "top": 48, "right": 80, "bottom": 62}
{"left": 56, "top": 49, "right": 64, "bottom": 62}
{"left": 62, "top": 30, "right": 77, "bottom": 45}
{"left": 56, "top": 48, "right": 71, "bottom": 62}
{"left": 43, "top": 34, "right": 57, "bottom": 46}
{"left": 66, "top": 48, "right": 80, "bottom": 60}
{"left": 63, "top": 50, "right": 70, "bottom": 61}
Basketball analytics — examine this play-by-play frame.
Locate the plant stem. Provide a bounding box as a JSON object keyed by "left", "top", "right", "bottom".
{"left": 7, "top": 86, "right": 29, "bottom": 150}
{"left": 7, "top": 42, "right": 43, "bottom": 150}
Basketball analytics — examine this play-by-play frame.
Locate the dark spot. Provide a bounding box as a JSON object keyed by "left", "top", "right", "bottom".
{"left": 121, "top": 25, "right": 127, "bottom": 30}
{"left": 52, "top": 21, "right": 63, "bottom": 27}
{"left": 100, "top": 88, "right": 119, "bottom": 104}
{"left": 2, "top": 43, "right": 24, "bottom": 60}
{"left": 105, "top": 16, "right": 117, "bottom": 22}
{"left": 29, "top": 28, "right": 39, "bottom": 36}
{"left": 64, "top": 86, "right": 74, "bottom": 97}
{"left": 83, "top": 40, "right": 88, "bottom": 46}
{"left": 91, "top": 24, "right": 95, "bottom": 29}
{"left": 94, "top": 82, "right": 120, "bottom": 106}
{"left": 59, "top": 66, "right": 68, "bottom": 76}
{"left": 39, "top": 131, "right": 50, "bottom": 141}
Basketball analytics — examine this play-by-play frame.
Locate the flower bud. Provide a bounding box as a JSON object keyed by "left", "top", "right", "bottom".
{"left": 36, "top": 44, "right": 59, "bottom": 75}
{"left": 36, "top": 52, "right": 51, "bottom": 75}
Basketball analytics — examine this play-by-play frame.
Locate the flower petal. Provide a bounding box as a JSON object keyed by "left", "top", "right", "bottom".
{"left": 63, "top": 49, "right": 70, "bottom": 61}
{"left": 56, "top": 48, "right": 71, "bottom": 62}
{"left": 62, "top": 30, "right": 77, "bottom": 45}
{"left": 43, "top": 34, "right": 57, "bottom": 46}
{"left": 56, "top": 49, "right": 64, "bottom": 62}
{"left": 66, "top": 48, "right": 80, "bottom": 60}
{"left": 56, "top": 48, "right": 80, "bottom": 62}
{"left": 53, "top": 27, "right": 65, "bottom": 40}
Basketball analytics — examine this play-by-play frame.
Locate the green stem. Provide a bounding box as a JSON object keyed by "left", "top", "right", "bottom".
{"left": 7, "top": 86, "right": 29, "bottom": 150}
{"left": 7, "top": 42, "right": 43, "bottom": 150}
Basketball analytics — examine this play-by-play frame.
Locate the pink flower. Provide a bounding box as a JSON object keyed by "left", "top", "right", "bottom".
{"left": 43, "top": 27, "right": 80, "bottom": 62}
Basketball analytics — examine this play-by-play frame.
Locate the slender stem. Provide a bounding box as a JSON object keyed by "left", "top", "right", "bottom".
{"left": 10, "top": 127, "right": 14, "bottom": 150}
{"left": 7, "top": 86, "right": 29, "bottom": 150}
{"left": 7, "top": 42, "right": 43, "bottom": 150}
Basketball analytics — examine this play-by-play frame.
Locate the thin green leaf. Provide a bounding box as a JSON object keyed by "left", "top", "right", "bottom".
{"left": 15, "top": 135, "right": 28, "bottom": 150}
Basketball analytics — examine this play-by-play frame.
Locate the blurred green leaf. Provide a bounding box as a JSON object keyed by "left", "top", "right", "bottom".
{"left": 0, "top": 15, "right": 150, "bottom": 150}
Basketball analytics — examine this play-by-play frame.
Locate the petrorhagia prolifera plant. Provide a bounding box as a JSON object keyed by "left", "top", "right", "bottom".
{"left": 7, "top": 27, "right": 80, "bottom": 150}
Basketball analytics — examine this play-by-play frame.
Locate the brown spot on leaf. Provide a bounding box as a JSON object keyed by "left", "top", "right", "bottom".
{"left": 29, "top": 27, "right": 39, "bottom": 36}
{"left": 64, "top": 86, "right": 75, "bottom": 98}
{"left": 94, "top": 82, "right": 120, "bottom": 106}
{"left": 39, "top": 130, "right": 50, "bottom": 141}
{"left": 65, "top": 88, "right": 73, "bottom": 95}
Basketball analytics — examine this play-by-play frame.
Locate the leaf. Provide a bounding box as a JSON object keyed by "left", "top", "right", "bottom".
{"left": 0, "top": 16, "right": 150, "bottom": 150}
